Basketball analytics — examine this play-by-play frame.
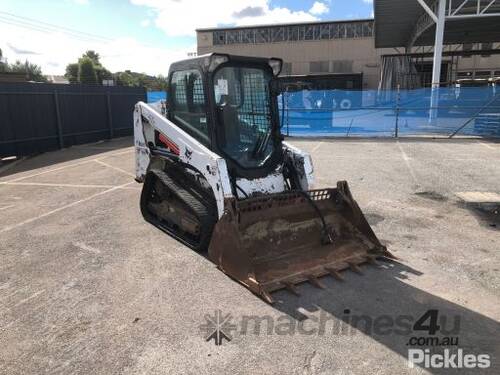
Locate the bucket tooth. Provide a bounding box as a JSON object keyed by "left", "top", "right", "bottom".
{"left": 260, "top": 290, "right": 275, "bottom": 304}
{"left": 325, "top": 267, "right": 345, "bottom": 281}
{"left": 348, "top": 262, "right": 363, "bottom": 275}
{"left": 308, "top": 275, "right": 326, "bottom": 289}
{"left": 282, "top": 282, "right": 301, "bottom": 296}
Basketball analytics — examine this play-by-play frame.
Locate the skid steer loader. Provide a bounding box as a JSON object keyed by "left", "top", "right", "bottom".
{"left": 134, "top": 54, "right": 392, "bottom": 303}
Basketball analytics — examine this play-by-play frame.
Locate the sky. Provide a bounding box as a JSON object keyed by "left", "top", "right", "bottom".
{"left": 0, "top": 0, "right": 374, "bottom": 76}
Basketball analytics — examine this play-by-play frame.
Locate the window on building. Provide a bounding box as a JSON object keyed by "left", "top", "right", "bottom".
{"left": 338, "top": 24, "right": 347, "bottom": 38}
{"left": 226, "top": 30, "right": 241, "bottom": 44}
{"left": 281, "top": 62, "right": 292, "bottom": 75}
{"left": 319, "top": 24, "right": 330, "bottom": 39}
{"left": 304, "top": 25, "right": 315, "bottom": 40}
{"left": 462, "top": 43, "right": 474, "bottom": 58}
{"left": 475, "top": 71, "right": 492, "bottom": 78}
{"left": 332, "top": 60, "right": 353, "bottom": 73}
{"left": 242, "top": 29, "right": 255, "bottom": 43}
{"left": 362, "top": 22, "right": 373, "bottom": 37}
{"left": 346, "top": 24, "right": 355, "bottom": 38}
{"left": 481, "top": 42, "right": 493, "bottom": 50}
{"left": 255, "top": 28, "right": 269, "bottom": 43}
{"left": 480, "top": 42, "right": 493, "bottom": 57}
{"left": 210, "top": 21, "right": 374, "bottom": 45}
{"left": 456, "top": 71, "right": 473, "bottom": 79}
{"left": 330, "top": 24, "right": 340, "bottom": 38}
{"left": 288, "top": 26, "right": 299, "bottom": 41}
{"left": 310, "top": 61, "right": 330, "bottom": 73}
{"left": 271, "top": 27, "right": 285, "bottom": 42}
{"left": 213, "top": 31, "right": 225, "bottom": 45}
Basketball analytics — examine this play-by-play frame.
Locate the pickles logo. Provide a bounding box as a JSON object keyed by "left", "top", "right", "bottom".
{"left": 406, "top": 310, "right": 490, "bottom": 369}
{"left": 408, "top": 349, "right": 491, "bottom": 369}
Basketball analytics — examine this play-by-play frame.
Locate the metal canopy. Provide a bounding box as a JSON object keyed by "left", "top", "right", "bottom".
{"left": 375, "top": 0, "right": 500, "bottom": 48}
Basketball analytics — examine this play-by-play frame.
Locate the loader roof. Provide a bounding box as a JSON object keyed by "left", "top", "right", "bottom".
{"left": 168, "top": 53, "right": 279, "bottom": 75}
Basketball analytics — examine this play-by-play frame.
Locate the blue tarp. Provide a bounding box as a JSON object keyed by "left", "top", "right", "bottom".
{"left": 279, "top": 86, "right": 500, "bottom": 137}
{"left": 147, "top": 91, "right": 166, "bottom": 103}
{"left": 146, "top": 88, "right": 499, "bottom": 137}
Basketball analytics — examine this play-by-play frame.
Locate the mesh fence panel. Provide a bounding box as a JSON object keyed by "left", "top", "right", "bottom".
{"left": 279, "top": 86, "right": 500, "bottom": 138}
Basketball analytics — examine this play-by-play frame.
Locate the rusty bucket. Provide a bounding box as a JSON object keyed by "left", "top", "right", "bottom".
{"left": 208, "top": 181, "right": 393, "bottom": 303}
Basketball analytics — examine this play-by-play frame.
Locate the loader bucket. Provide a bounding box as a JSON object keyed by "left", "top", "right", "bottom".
{"left": 208, "top": 181, "right": 393, "bottom": 303}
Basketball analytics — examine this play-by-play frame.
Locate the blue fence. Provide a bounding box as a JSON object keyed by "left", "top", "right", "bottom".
{"left": 147, "top": 91, "right": 166, "bottom": 103}
{"left": 279, "top": 86, "right": 500, "bottom": 137}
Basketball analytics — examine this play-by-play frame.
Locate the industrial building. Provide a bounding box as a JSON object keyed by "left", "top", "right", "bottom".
{"left": 196, "top": 0, "right": 500, "bottom": 90}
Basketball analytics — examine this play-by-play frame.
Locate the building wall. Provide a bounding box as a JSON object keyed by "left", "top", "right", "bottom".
{"left": 197, "top": 28, "right": 500, "bottom": 89}
{"left": 455, "top": 52, "right": 500, "bottom": 78}
{"left": 197, "top": 30, "right": 390, "bottom": 89}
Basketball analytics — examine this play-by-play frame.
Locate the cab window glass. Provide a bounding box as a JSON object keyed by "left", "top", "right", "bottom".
{"left": 170, "top": 70, "right": 209, "bottom": 145}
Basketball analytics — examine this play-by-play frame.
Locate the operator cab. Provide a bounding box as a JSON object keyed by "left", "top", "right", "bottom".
{"left": 166, "top": 54, "right": 284, "bottom": 179}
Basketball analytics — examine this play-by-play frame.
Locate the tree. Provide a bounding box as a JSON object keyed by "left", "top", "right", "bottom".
{"left": 95, "top": 65, "right": 112, "bottom": 83}
{"left": 154, "top": 74, "right": 168, "bottom": 91}
{"left": 0, "top": 48, "right": 5, "bottom": 72}
{"left": 82, "top": 50, "right": 100, "bottom": 65}
{"left": 66, "top": 50, "right": 111, "bottom": 85}
{"left": 113, "top": 70, "right": 168, "bottom": 91}
{"left": 64, "top": 50, "right": 167, "bottom": 89}
{"left": 81, "top": 50, "right": 112, "bottom": 82}
{"left": 24, "top": 61, "right": 47, "bottom": 82}
{"left": 8, "top": 59, "right": 47, "bottom": 82}
{"left": 114, "top": 71, "right": 135, "bottom": 86}
{"left": 65, "top": 63, "right": 79, "bottom": 83}
{"left": 78, "top": 56, "right": 97, "bottom": 84}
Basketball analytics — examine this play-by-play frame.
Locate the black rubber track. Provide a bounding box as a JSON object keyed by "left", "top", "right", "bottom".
{"left": 140, "top": 169, "right": 217, "bottom": 252}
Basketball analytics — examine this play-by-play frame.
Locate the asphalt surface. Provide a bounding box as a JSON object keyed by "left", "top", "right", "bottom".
{"left": 0, "top": 137, "right": 499, "bottom": 374}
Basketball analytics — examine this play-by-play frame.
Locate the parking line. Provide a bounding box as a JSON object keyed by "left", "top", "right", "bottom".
{"left": 0, "top": 181, "right": 141, "bottom": 190}
{"left": 2, "top": 149, "right": 134, "bottom": 184}
{"left": 0, "top": 286, "right": 28, "bottom": 303}
{"left": 4, "top": 159, "right": 95, "bottom": 183}
{"left": 0, "top": 182, "right": 134, "bottom": 234}
{"left": 396, "top": 141, "right": 418, "bottom": 185}
{"left": 477, "top": 141, "right": 497, "bottom": 150}
{"left": 0, "top": 157, "right": 27, "bottom": 175}
{"left": 94, "top": 159, "right": 135, "bottom": 178}
{"left": 311, "top": 142, "right": 323, "bottom": 153}
{"left": 0, "top": 182, "right": 118, "bottom": 189}
{"left": 73, "top": 241, "right": 101, "bottom": 254}
{"left": 103, "top": 148, "right": 135, "bottom": 157}
{"left": 14, "top": 290, "right": 45, "bottom": 307}
{"left": 0, "top": 290, "right": 46, "bottom": 318}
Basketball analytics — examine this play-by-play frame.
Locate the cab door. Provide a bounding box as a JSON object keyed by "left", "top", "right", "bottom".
{"left": 168, "top": 69, "right": 210, "bottom": 147}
